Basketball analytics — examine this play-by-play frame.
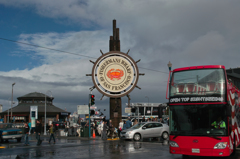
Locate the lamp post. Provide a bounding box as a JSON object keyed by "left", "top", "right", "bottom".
{"left": 167, "top": 61, "right": 172, "bottom": 80}
{"left": 145, "top": 96, "right": 149, "bottom": 116}
{"left": 44, "top": 90, "right": 52, "bottom": 135}
{"left": 11, "top": 83, "right": 15, "bottom": 123}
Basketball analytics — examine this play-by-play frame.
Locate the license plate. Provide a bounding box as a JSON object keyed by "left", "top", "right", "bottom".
{"left": 192, "top": 149, "right": 200, "bottom": 153}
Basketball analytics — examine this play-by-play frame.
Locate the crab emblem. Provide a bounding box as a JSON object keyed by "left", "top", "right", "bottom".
{"left": 107, "top": 69, "right": 124, "bottom": 80}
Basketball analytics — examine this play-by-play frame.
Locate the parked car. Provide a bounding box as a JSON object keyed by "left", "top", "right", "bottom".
{"left": 52, "top": 121, "right": 65, "bottom": 130}
{"left": 0, "top": 123, "right": 23, "bottom": 143}
{"left": 120, "top": 122, "right": 169, "bottom": 141}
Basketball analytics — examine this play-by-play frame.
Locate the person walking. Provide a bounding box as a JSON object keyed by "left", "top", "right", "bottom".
{"left": 142, "top": 116, "right": 146, "bottom": 122}
{"left": 48, "top": 124, "right": 55, "bottom": 144}
{"left": 102, "top": 121, "right": 108, "bottom": 140}
{"left": 109, "top": 120, "right": 114, "bottom": 138}
{"left": 28, "top": 122, "right": 31, "bottom": 135}
{"left": 126, "top": 117, "right": 132, "bottom": 129}
{"left": 133, "top": 119, "right": 138, "bottom": 126}
{"left": 118, "top": 119, "right": 123, "bottom": 137}
{"left": 123, "top": 121, "right": 127, "bottom": 130}
{"left": 35, "top": 120, "right": 42, "bottom": 145}
{"left": 24, "top": 122, "right": 30, "bottom": 146}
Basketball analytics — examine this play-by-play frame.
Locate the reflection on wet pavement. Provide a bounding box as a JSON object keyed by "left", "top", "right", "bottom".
{"left": 0, "top": 137, "right": 240, "bottom": 159}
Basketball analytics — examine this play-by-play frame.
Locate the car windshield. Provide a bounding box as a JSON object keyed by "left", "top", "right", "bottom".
{"left": 0, "top": 124, "right": 14, "bottom": 129}
{"left": 169, "top": 104, "right": 228, "bottom": 136}
{"left": 131, "top": 123, "right": 145, "bottom": 129}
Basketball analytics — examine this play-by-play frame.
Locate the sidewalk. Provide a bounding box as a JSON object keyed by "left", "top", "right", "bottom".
{"left": 28, "top": 133, "right": 103, "bottom": 140}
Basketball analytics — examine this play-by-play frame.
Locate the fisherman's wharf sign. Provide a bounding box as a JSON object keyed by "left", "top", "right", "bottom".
{"left": 91, "top": 51, "right": 139, "bottom": 98}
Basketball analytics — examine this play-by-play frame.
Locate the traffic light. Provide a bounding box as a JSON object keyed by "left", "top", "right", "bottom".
{"left": 90, "top": 110, "right": 95, "bottom": 115}
{"left": 158, "top": 107, "right": 163, "bottom": 118}
{"left": 131, "top": 108, "right": 136, "bottom": 113}
{"left": 90, "top": 94, "right": 95, "bottom": 106}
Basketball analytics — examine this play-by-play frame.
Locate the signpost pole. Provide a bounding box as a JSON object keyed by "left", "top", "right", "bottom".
{"left": 88, "top": 94, "right": 91, "bottom": 138}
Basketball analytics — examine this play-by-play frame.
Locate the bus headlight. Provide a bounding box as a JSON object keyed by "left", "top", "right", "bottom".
{"left": 214, "top": 142, "right": 227, "bottom": 149}
{"left": 169, "top": 141, "right": 179, "bottom": 147}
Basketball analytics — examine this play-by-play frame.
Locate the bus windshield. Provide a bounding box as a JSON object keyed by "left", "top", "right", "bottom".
{"left": 170, "top": 69, "right": 226, "bottom": 97}
{"left": 169, "top": 104, "right": 228, "bottom": 137}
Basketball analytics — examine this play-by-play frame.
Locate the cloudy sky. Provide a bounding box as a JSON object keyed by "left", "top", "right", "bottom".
{"left": 0, "top": 0, "right": 240, "bottom": 118}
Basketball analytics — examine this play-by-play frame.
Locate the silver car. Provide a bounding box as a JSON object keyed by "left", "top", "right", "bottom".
{"left": 120, "top": 122, "right": 169, "bottom": 141}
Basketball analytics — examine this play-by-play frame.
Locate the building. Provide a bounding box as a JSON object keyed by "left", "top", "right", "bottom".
{"left": 0, "top": 92, "right": 70, "bottom": 124}
{"left": 226, "top": 68, "right": 240, "bottom": 89}
{"left": 125, "top": 103, "right": 168, "bottom": 118}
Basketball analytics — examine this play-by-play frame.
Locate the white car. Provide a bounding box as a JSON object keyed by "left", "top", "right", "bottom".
{"left": 120, "top": 122, "right": 169, "bottom": 141}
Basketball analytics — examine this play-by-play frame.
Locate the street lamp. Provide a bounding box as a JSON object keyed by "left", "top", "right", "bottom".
{"left": 11, "top": 83, "right": 15, "bottom": 123}
{"left": 44, "top": 90, "right": 52, "bottom": 135}
{"left": 145, "top": 96, "right": 149, "bottom": 115}
{"left": 167, "top": 61, "right": 172, "bottom": 71}
{"left": 7, "top": 98, "right": 10, "bottom": 123}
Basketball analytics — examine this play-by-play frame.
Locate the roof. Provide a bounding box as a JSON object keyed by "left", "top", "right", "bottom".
{"left": 2, "top": 103, "right": 70, "bottom": 114}
{"left": 173, "top": 65, "right": 225, "bottom": 72}
{"left": 17, "top": 92, "right": 54, "bottom": 100}
{"left": 226, "top": 68, "right": 240, "bottom": 79}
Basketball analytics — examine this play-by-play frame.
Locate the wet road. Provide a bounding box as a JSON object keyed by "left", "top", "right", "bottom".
{"left": 0, "top": 137, "right": 240, "bottom": 159}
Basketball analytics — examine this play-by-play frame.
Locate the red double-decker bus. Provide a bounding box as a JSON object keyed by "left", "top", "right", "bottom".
{"left": 167, "top": 65, "right": 240, "bottom": 158}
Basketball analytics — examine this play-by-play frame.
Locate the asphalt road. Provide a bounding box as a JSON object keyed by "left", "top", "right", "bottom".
{"left": 0, "top": 136, "right": 240, "bottom": 159}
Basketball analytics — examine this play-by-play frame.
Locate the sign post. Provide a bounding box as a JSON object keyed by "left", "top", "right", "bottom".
{"left": 87, "top": 20, "right": 144, "bottom": 129}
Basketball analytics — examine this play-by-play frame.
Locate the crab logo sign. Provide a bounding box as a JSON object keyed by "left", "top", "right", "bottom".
{"left": 107, "top": 69, "right": 124, "bottom": 80}
{"left": 91, "top": 51, "right": 140, "bottom": 98}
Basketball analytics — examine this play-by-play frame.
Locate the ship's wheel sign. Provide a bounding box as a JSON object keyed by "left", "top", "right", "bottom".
{"left": 87, "top": 51, "right": 144, "bottom": 98}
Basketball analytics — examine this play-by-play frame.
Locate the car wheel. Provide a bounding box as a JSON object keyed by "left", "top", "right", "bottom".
{"left": 133, "top": 133, "right": 141, "bottom": 141}
{"left": 0, "top": 137, "right": 3, "bottom": 143}
{"left": 17, "top": 138, "right": 21, "bottom": 142}
{"left": 162, "top": 132, "right": 169, "bottom": 140}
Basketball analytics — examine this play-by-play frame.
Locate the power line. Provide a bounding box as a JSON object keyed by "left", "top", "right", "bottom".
{"left": 0, "top": 37, "right": 169, "bottom": 74}
{"left": 138, "top": 67, "right": 168, "bottom": 74}
{"left": 0, "top": 37, "right": 96, "bottom": 59}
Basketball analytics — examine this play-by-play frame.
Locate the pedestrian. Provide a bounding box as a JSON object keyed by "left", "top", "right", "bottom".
{"left": 100, "top": 121, "right": 104, "bottom": 138}
{"left": 28, "top": 122, "right": 31, "bottom": 135}
{"left": 160, "top": 118, "right": 163, "bottom": 123}
{"left": 24, "top": 122, "right": 30, "bottom": 146}
{"left": 118, "top": 119, "right": 123, "bottom": 137}
{"left": 48, "top": 124, "right": 55, "bottom": 144}
{"left": 142, "top": 116, "right": 146, "bottom": 122}
{"left": 123, "top": 121, "right": 127, "bottom": 130}
{"left": 133, "top": 119, "right": 138, "bottom": 126}
{"left": 126, "top": 117, "right": 132, "bottom": 129}
{"left": 155, "top": 117, "right": 158, "bottom": 122}
{"left": 109, "top": 120, "right": 114, "bottom": 138}
{"left": 35, "top": 120, "right": 42, "bottom": 145}
{"left": 102, "top": 121, "right": 108, "bottom": 140}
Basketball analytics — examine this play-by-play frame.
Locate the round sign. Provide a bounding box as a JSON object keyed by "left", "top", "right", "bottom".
{"left": 92, "top": 51, "right": 139, "bottom": 98}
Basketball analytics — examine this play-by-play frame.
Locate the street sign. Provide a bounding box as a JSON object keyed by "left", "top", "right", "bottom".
{"left": 125, "top": 108, "right": 131, "bottom": 113}
{"left": 95, "top": 111, "right": 99, "bottom": 115}
{"left": 77, "top": 105, "right": 88, "bottom": 114}
{"left": 90, "top": 106, "right": 97, "bottom": 110}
